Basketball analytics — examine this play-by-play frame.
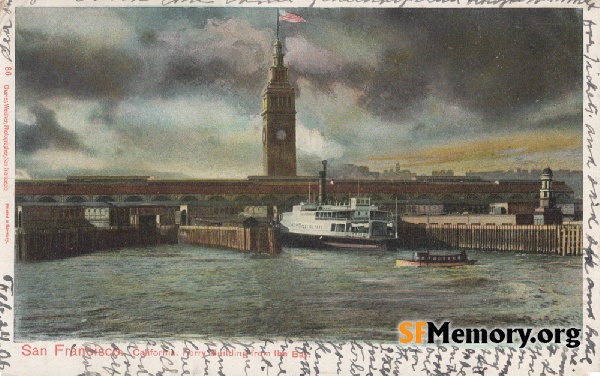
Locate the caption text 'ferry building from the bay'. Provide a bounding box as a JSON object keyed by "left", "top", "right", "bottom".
{"left": 262, "top": 37, "right": 297, "bottom": 177}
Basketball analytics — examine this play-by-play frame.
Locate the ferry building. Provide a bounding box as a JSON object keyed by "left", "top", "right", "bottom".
{"left": 15, "top": 35, "right": 576, "bottom": 227}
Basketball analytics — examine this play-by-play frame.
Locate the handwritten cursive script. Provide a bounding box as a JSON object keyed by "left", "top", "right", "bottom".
{"left": 0, "top": 275, "right": 12, "bottom": 370}
{"left": 1, "top": 0, "right": 12, "bottom": 14}
{"left": 0, "top": 20, "right": 11, "bottom": 63}
{"left": 162, "top": 0, "right": 214, "bottom": 4}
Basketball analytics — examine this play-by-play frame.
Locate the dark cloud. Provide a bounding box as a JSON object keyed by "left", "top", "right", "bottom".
{"left": 360, "top": 48, "right": 430, "bottom": 119}
{"left": 167, "top": 58, "right": 232, "bottom": 86}
{"left": 14, "top": 8, "right": 583, "bottom": 178}
{"left": 518, "top": 113, "right": 582, "bottom": 131}
{"left": 162, "top": 57, "right": 265, "bottom": 99}
{"left": 426, "top": 10, "right": 582, "bottom": 119}
{"left": 16, "top": 30, "right": 137, "bottom": 101}
{"left": 17, "top": 8, "right": 581, "bottom": 123}
{"left": 16, "top": 105, "right": 88, "bottom": 154}
{"left": 16, "top": 21, "right": 266, "bottom": 117}
{"left": 543, "top": 113, "right": 582, "bottom": 129}
{"left": 285, "top": 8, "right": 581, "bottom": 124}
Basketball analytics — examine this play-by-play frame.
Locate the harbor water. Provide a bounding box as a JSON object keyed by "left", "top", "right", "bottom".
{"left": 15, "top": 244, "right": 582, "bottom": 341}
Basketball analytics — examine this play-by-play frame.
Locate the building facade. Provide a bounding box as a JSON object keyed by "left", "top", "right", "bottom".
{"left": 15, "top": 175, "right": 575, "bottom": 211}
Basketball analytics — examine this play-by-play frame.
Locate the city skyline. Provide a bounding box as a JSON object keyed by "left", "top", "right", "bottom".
{"left": 15, "top": 8, "right": 583, "bottom": 179}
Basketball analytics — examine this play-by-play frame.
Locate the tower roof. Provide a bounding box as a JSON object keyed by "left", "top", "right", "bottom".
{"left": 542, "top": 167, "right": 553, "bottom": 176}
{"left": 272, "top": 38, "right": 284, "bottom": 68}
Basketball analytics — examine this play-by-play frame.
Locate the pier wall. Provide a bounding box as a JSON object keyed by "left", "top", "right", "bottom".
{"left": 15, "top": 226, "right": 178, "bottom": 261}
{"left": 178, "top": 225, "right": 281, "bottom": 255}
{"left": 398, "top": 222, "right": 582, "bottom": 256}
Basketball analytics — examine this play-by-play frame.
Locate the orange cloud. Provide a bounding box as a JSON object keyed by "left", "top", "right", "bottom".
{"left": 368, "top": 130, "right": 582, "bottom": 172}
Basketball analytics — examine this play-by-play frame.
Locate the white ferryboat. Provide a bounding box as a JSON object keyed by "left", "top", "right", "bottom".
{"left": 279, "top": 197, "right": 397, "bottom": 249}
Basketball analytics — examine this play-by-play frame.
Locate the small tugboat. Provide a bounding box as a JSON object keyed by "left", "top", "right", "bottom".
{"left": 395, "top": 250, "right": 477, "bottom": 267}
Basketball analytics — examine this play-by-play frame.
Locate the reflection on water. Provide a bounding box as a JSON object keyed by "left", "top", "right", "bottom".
{"left": 16, "top": 245, "right": 582, "bottom": 341}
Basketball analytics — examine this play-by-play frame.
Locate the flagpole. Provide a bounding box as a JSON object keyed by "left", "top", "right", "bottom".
{"left": 276, "top": 9, "right": 280, "bottom": 39}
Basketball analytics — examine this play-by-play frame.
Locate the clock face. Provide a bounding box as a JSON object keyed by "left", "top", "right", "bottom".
{"left": 276, "top": 129, "right": 287, "bottom": 141}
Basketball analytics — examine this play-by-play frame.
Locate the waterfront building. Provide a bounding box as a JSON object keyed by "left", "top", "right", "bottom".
{"left": 16, "top": 202, "right": 185, "bottom": 230}
{"left": 400, "top": 213, "right": 531, "bottom": 226}
{"left": 15, "top": 175, "right": 574, "bottom": 218}
{"left": 404, "top": 204, "right": 445, "bottom": 216}
{"left": 489, "top": 202, "right": 537, "bottom": 215}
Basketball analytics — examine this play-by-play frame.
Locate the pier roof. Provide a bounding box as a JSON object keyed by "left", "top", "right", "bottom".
{"left": 15, "top": 177, "right": 573, "bottom": 196}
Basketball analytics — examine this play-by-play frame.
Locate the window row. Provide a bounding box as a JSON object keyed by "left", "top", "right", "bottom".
{"left": 266, "top": 96, "right": 293, "bottom": 108}
{"left": 329, "top": 223, "right": 369, "bottom": 233}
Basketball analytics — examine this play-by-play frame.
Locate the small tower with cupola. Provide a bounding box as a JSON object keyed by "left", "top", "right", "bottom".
{"left": 533, "top": 167, "right": 563, "bottom": 225}
{"left": 539, "top": 167, "right": 556, "bottom": 208}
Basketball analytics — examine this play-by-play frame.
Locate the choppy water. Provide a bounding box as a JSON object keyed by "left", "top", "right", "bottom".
{"left": 15, "top": 245, "right": 582, "bottom": 341}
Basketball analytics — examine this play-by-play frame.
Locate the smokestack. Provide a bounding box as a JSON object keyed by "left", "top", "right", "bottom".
{"left": 319, "top": 160, "right": 327, "bottom": 204}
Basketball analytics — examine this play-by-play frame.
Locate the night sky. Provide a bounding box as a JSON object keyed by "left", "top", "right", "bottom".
{"left": 15, "top": 7, "right": 583, "bottom": 178}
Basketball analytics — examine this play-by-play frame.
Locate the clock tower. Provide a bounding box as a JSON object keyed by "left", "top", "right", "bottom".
{"left": 262, "top": 38, "right": 297, "bottom": 176}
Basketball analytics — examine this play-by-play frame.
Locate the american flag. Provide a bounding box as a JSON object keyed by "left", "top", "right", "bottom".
{"left": 279, "top": 10, "right": 307, "bottom": 23}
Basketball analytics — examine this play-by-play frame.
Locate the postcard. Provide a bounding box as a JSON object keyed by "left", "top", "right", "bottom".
{"left": 0, "top": 1, "right": 598, "bottom": 375}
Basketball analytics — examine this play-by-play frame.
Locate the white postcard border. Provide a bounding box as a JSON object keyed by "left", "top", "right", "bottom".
{"left": 0, "top": 1, "right": 598, "bottom": 375}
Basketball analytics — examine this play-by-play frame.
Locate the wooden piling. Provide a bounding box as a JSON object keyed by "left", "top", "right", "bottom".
{"left": 178, "top": 224, "right": 281, "bottom": 255}
{"left": 396, "top": 222, "right": 582, "bottom": 256}
{"left": 15, "top": 226, "right": 178, "bottom": 261}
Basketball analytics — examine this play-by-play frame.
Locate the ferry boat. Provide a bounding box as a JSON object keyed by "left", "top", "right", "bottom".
{"left": 279, "top": 197, "right": 397, "bottom": 249}
{"left": 395, "top": 250, "right": 477, "bottom": 267}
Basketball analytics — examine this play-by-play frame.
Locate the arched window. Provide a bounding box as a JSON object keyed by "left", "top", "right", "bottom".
{"left": 208, "top": 196, "right": 226, "bottom": 202}
{"left": 180, "top": 195, "right": 199, "bottom": 202}
{"left": 66, "top": 196, "right": 86, "bottom": 203}
{"left": 152, "top": 195, "right": 171, "bottom": 202}
{"left": 124, "top": 196, "right": 144, "bottom": 202}
{"left": 37, "top": 196, "right": 57, "bottom": 203}
{"left": 95, "top": 196, "right": 114, "bottom": 203}
{"left": 235, "top": 195, "right": 253, "bottom": 203}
